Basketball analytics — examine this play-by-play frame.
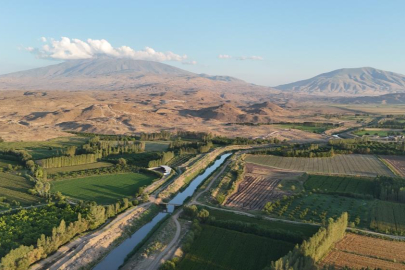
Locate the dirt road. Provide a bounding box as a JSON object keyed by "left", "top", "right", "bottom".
{"left": 30, "top": 202, "right": 151, "bottom": 270}
{"left": 146, "top": 210, "right": 183, "bottom": 270}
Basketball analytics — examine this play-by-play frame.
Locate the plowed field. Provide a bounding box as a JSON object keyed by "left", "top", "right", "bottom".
{"left": 320, "top": 233, "right": 405, "bottom": 270}
{"left": 225, "top": 163, "right": 302, "bottom": 210}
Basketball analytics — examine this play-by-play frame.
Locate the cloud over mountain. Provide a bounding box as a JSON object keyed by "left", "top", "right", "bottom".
{"left": 26, "top": 37, "right": 194, "bottom": 64}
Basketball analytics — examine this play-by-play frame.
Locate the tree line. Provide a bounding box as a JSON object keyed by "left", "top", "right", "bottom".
{"left": 148, "top": 151, "right": 175, "bottom": 167}
{"left": 38, "top": 152, "right": 103, "bottom": 168}
{"left": 267, "top": 213, "right": 348, "bottom": 270}
{"left": 140, "top": 131, "right": 172, "bottom": 141}
{"left": 0, "top": 197, "right": 148, "bottom": 270}
{"left": 0, "top": 149, "right": 32, "bottom": 162}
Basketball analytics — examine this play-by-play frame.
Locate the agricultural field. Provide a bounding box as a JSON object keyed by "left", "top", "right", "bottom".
{"left": 167, "top": 154, "right": 194, "bottom": 168}
{"left": 320, "top": 233, "right": 405, "bottom": 270}
{"left": 208, "top": 208, "right": 319, "bottom": 238}
{"left": 0, "top": 137, "right": 88, "bottom": 160}
{"left": 225, "top": 163, "right": 303, "bottom": 210}
{"left": 45, "top": 161, "right": 113, "bottom": 175}
{"left": 51, "top": 172, "right": 156, "bottom": 204}
{"left": 303, "top": 174, "right": 376, "bottom": 197}
{"left": 176, "top": 225, "right": 295, "bottom": 270}
{"left": 106, "top": 152, "right": 161, "bottom": 168}
{"left": 353, "top": 128, "right": 405, "bottom": 137}
{"left": 370, "top": 200, "right": 405, "bottom": 234}
{"left": 380, "top": 155, "right": 405, "bottom": 177}
{"left": 144, "top": 141, "right": 170, "bottom": 152}
{"left": 0, "top": 158, "right": 20, "bottom": 169}
{"left": 265, "top": 193, "right": 372, "bottom": 227}
{"left": 246, "top": 154, "right": 394, "bottom": 177}
{"left": 272, "top": 123, "right": 333, "bottom": 134}
{"left": 0, "top": 172, "right": 41, "bottom": 208}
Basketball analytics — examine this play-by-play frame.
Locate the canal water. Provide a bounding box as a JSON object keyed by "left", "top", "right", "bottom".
{"left": 93, "top": 152, "right": 232, "bottom": 270}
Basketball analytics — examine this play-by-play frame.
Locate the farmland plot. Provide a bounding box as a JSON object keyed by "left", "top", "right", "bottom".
{"left": 45, "top": 161, "right": 113, "bottom": 174}
{"left": 225, "top": 163, "right": 303, "bottom": 210}
{"left": 320, "top": 233, "right": 405, "bottom": 270}
{"left": 380, "top": 155, "right": 405, "bottom": 177}
{"left": 51, "top": 172, "right": 156, "bottom": 204}
{"left": 304, "top": 174, "right": 375, "bottom": 197}
{"left": 265, "top": 194, "right": 371, "bottom": 227}
{"left": 246, "top": 154, "right": 394, "bottom": 177}
{"left": 371, "top": 200, "right": 405, "bottom": 234}
{"left": 176, "top": 225, "right": 294, "bottom": 270}
{"left": 0, "top": 172, "right": 41, "bottom": 206}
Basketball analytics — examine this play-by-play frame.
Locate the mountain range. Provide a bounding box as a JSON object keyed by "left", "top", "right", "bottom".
{"left": 1, "top": 59, "right": 405, "bottom": 97}
{"left": 276, "top": 67, "right": 405, "bottom": 96}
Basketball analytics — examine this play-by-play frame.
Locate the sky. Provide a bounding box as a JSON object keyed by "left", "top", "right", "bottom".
{"left": 1, "top": 0, "right": 405, "bottom": 86}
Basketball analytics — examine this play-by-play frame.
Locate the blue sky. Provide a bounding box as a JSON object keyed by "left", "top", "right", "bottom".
{"left": 1, "top": 0, "right": 405, "bottom": 86}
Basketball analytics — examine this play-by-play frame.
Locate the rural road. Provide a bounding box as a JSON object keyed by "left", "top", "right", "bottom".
{"left": 146, "top": 209, "right": 183, "bottom": 270}
{"left": 30, "top": 202, "right": 151, "bottom": 270}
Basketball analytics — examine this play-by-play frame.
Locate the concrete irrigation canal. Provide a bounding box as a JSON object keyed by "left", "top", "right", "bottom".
{"left": 93, "top": 153, "right": 232, "bottom": 270}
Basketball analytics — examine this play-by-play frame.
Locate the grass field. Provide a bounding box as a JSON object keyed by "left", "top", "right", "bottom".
{"left": 272, "top": 124, "right": 332, "bottom": 134}
{"left": 0, "top": 137, "right": 88, "bottom": 160}
{"left": 144, "top": 141, "right": 170, "bottom": 152}
{"left": 45, "top": 161, "right": 113, "bottom": 174}
{"left": 353, "top": 129, "right": 405, "bottom": 136}
{"left": 0, "top": 172, "right": 41, "bottom": 207}
{"left": 246, "top": 154, "right": 394, "bottom": 177}
{"left": 265, "top": 193, "right": 372, "bottom": 227}
{"left": 208, "top": 208, "right": 318, "bottom": 238}
{"left": 176, "top": 225, "right": 294, "bottom": 270}
{"left": 51, "top": 172, "right": 156, "bottom": 204}
{"left": 304, "top": 174, "right": 376, "bottom": 197}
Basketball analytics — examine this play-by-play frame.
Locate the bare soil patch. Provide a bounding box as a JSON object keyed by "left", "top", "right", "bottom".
{"left": 224, "top": 163, "right": 303, "bottom": 210}
{"left": 381, "top": 155, "right": 405, "bottom": 177}
{"left": 320, "top": 233, "right": 405, "bottom": 270}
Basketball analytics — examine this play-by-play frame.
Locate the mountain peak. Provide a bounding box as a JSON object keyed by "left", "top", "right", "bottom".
{"left": 0, "top": 58, "right": 194, "bottom": 79}
{"left": 276, "top": 67, "right": 405, "bottom": 96}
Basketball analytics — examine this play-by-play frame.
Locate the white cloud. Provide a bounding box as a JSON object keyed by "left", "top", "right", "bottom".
{"left": 236, "top": 56, "right": 264, "bottom": 61}
{"left": 27, "top": 37, "right": 194, "bottom": 64}
{"left": 218, "top": 54, "right": 232, "bottom": 59}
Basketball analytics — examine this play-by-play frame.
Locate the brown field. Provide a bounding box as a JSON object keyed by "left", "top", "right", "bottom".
{"left": 320, "top": 233, "right": 405, "bottom": 270}
{"left": 224, "top": 163, "right": 303, "bottom": 210}
{"left": 381, "top": 155, "right": 405, "bottom": 177}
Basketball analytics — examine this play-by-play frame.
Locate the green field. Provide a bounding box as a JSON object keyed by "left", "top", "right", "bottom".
{"left": 304, "top": 174, "right": 376, "bottom": 197}
{"left": 246, "top": 154, "right": 394, "bottom": 177}
{"left": 354, "top": 129, "right": 405, "bottom": 137}
{"left": 144, "top": 141, "right": 170, "bottom": 152}
{"left": 177, "top": 225, "right": 294, "bottom": 270}
{"left": 273, "top": 124, "right": 332, "bottom": 134}
{"left": 0, "top": 137, "right": 88, "bottom": 160}
{"left": 51, "top": 172, "right": 156, "bottom": 204}
{"left": 45, "top": 162, "right": 113, "bottom": 174}
{"left": 208, "top": 208, "right": 318, "bottom": 238}
{"left": 0, "top": 159, "right": 20, "bottom": 169}
{"left": 106, "top": 152, "right": 161, "bottom": 167}
{"left": 265, "top": 193, "right": 372, "bottom": 227}
{"left": 371, "top": 200, "right": 405, "bottom": 234}
{"left": 0, "top": 172, "right": 41, "bottom": 207}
